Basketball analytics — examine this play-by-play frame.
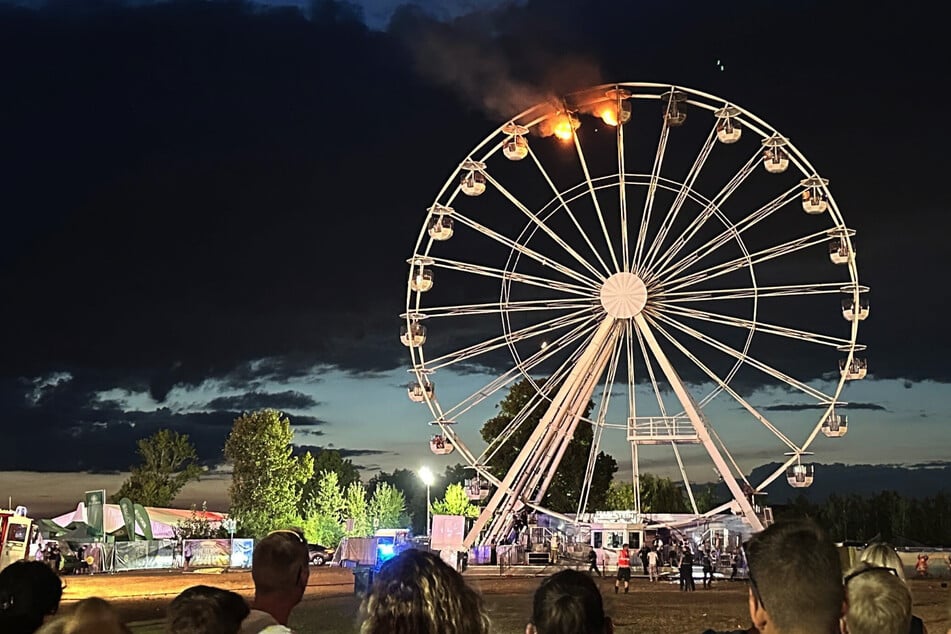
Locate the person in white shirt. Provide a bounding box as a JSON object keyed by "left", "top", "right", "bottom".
{"left": 647, "top": 547, "right": 659, "bottom": 582}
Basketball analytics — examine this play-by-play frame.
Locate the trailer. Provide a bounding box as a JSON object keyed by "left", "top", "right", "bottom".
{"left": 1, "top": 507, "right": 35, "bottom": 571}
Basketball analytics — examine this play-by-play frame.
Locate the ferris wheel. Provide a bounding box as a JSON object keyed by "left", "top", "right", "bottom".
{"left": 401, "top": 83, "right": 869, "bottom": 547}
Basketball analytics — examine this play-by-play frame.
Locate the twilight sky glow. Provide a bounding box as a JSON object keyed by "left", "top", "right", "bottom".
{"left": 0, "top": 0, "right": 946, "bottom": 516}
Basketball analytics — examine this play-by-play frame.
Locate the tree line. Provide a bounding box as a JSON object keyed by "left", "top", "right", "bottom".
{"left": 775, "top": 491, "right": 951, "bottom": 546}
{"left": 112, "top": 409, "right": 480, "bottom": 545}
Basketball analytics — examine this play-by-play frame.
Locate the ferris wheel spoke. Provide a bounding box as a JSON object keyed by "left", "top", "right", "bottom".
{"left": 655, "top": 186, "right": 800, "bottom": 282}
{"left": 649, "top": 310, "right": 834, "bottom": 403}
{"left": 632, "top": 325, "right": 699, "bottom": 514}
{"left": 625, "top": 321, "right": 636, "bottom": 422}
{"left": 425, "top": 308, "right": 599, "bottom": 372}
{"left": 661, "top": 282, "right": 848, "bottom": 303}
{"left": 480, "top": 171, "right": 608, "bottom": 282}
{"left": 528, "top": 147, "right": 613, "bottom": 277}
{"left": 661, "top": 229, "right": 833, "bottom": 293}
{"left": 647, "top": 150, "right": 761, "bottom": 280}
{"left": 408, "top": 298, "right": 596, "bottom": 319}
{"left": 429, "top": 257, "right": 596, "bottom": 297}
{"left": 641, "top": 124, "right": 718, "bottom": 273}
{"left": 632, "top": 118, "right": 671, "bottom": 272}
{"left": 478, "top": 325, "right": 599, "bottom": 465}
{"left": 617, "top": 114, "right": 630, "bottom": 270}
{"left": 646, "top": 314, "right": 801, "bottom": 452}
{"left": 573, "top": 132, "right": 621, "bottom": 272}
{"left": 441, "top": 315, "right": 597, "bottom": 421}
{"left": 451, "top": 210, "right": 601, "bottom": 289}
{"left": 656, "top": 303, "right": 854, "bottom": 349}
{"left": 576, "top": 332, "right": 624, "bottom": 515}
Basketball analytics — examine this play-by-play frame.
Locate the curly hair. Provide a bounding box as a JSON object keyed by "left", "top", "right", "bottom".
{"left": 359, "top": 549, "right": 489, "bottom": 634}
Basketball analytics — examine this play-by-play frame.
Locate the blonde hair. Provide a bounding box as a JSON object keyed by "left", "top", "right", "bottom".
{"left": 360, "top": 549, "right": 489, "bottom": 634}
{"left": 36, "top": 597, "right": 130, "bottom": 634}
{"left": 843, "top": 563, "right": 911, "bottom": 634}
{"left": 859, "top": 543, "right": 906, "bottom": 582}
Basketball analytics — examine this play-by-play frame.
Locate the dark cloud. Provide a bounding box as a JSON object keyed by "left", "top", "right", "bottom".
{"left": 293, "top": 444, "right": 392, "bottom": 458}
{"left": 0, "top": 0, "right": 945, "bottom": 476}
{"left": 762, "top": 402, "right": 888, "bottom": 412}
{"left": 204, "top": 390, "right": 320, "bottom": 411}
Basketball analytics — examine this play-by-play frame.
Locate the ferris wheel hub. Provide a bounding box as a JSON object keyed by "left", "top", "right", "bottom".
{"left": 599, "top": 272, "right": 648, "bottom": 319}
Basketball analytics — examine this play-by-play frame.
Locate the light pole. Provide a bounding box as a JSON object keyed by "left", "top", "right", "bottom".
{"left": 419, "top": 466, "right": 434, "bottom": 537}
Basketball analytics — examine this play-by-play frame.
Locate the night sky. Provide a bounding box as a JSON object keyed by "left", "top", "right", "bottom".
{"left": 0, "top": 0, "right": 946, "bottom": 515}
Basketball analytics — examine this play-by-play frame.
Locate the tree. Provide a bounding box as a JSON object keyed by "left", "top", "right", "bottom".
{"left": 480, "top": 378, "right": 618, "bottom": 513}
{"left": 431, "top": 483, "right": 480, "bottom": 518}
{"left": 368, "top": 468, "right": 430, "bottom": 535}
{"left": 224, "top": 409, "right": 313, "bottom": 537}
{"left": 299, "top": 449, "right": 361, "bottom": 514}
{"left": 310, "top": 470, "right": 346, "bottom": 518}
{"left": 343, "top": 481, "right": 372, "bottom": 537}
{"left": 112, "top": 429, "right": 202, "bottom": 507}
{"left": 174, "top": 502, "right": 220, "bottom": 539}
{"left": 603, "top": 475, "right": 690, "bottom": 513}
{"left": 301, "top": 470, "right": 346, "bottom": 547}
{"left": 369, "top": 482, "right": 407, "bottom": 529}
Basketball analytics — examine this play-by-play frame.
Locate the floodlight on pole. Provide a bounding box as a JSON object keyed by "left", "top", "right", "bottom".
{"left": 419, "top": 466, "right": 435, "bottom": 537}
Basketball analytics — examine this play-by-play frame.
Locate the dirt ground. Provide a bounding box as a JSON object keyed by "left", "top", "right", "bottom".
{"left": 56, "top": 567, "right": 951, "bottom": 634}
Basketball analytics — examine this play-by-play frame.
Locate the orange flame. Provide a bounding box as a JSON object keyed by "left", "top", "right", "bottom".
{"left": 598, "top": 105, "right": 619, "bottom": 127}
{"left": 552, "top": 113, "right": 578, "bottom": 141}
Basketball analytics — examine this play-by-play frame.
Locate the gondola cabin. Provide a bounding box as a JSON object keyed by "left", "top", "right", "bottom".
{"left": 662, "top": 92, "right": 687, "bottom": 127}
{"left": 841, "top": 298, "right": 869, "bottom": 321}
{"left": 410, "top": 267, "right": 434, "bottom": 293}
{"left": 802, "top": 190, "right": 828, "bottom": 214}
{"left": 465, "top": 477, "right": 490, "bottom": 501}
{"left": 502, "top": 123, "right": 529, "bottom": 160}
{"left": 829, "top": 238, "right": 852, "bottom": 265}
{"left": 821, "top": 412, "right": 848, "bottom": 438}
{"left": 763, "top": 148, "right": 789, "bottom": 173}
{"left": 839, "top": 358, "right": 868, "bottom": 380}
{"left": 407, "top": 381, "right": 434, "bottom": 403}
{"left": 430, "top": 434, "right": 454, "bottom": 455}
{"left": 716, "top": 119, "right": 742, "bottom": 143}
{"left": 786, "top": 463, "right": 815, "bottom": 488}
{"left": 427, "top": 208, "right": 454, "bottom": 241}
{"left": 459, "top": 160, "right": 486, "bottom": 197}
{"left": 400, "top": 322, "right": 427, "bottom": 348}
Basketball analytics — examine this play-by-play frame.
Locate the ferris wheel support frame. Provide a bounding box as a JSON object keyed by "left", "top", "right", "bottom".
{"left": 464, "top": 317, "right": 621, "bottom": 548}
{"left": 635, "top": 313, "right": 765, "bottom": 532}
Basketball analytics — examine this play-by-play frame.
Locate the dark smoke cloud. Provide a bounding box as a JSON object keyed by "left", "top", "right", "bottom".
{"left": 390, "top": 5, "right": 602, "bottom": 125}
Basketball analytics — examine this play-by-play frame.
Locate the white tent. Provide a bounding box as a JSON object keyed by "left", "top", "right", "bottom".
{"left": 50, "top": 502, "right": 228, "bottom": 539}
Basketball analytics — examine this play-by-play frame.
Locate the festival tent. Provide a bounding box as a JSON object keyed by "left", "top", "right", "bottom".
{"left": 47, "top": 502, "right": 228, "bottom": 539}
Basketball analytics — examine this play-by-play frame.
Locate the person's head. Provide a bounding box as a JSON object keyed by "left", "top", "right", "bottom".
{"left": 359, "top": 548, "right": 489, "bottom": 634}
{"left": 528, "top": 569, "right": 612, "bottom": 634}
{"left": 166, "top": 585, "right": 250, "bottom": 634}
{"left": 858, "top": 543, "right": 906, "bottom": 582}
{"left": 0, "top": 560, "right": 63, "bottom": 634}
{"left": 621, "top": 543, "right": 628, "bottom": 551}
{"left": 251, "top": 529, "right": 309, "bottom": 601}
{"left": 841, "top": 563, "right": 911, "bottom": 634}
{"left": 744, "top": 519, "right": 844, "bottom": 634}
{"left": 36, "top": 597, "right": 129, "bottom": 634}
